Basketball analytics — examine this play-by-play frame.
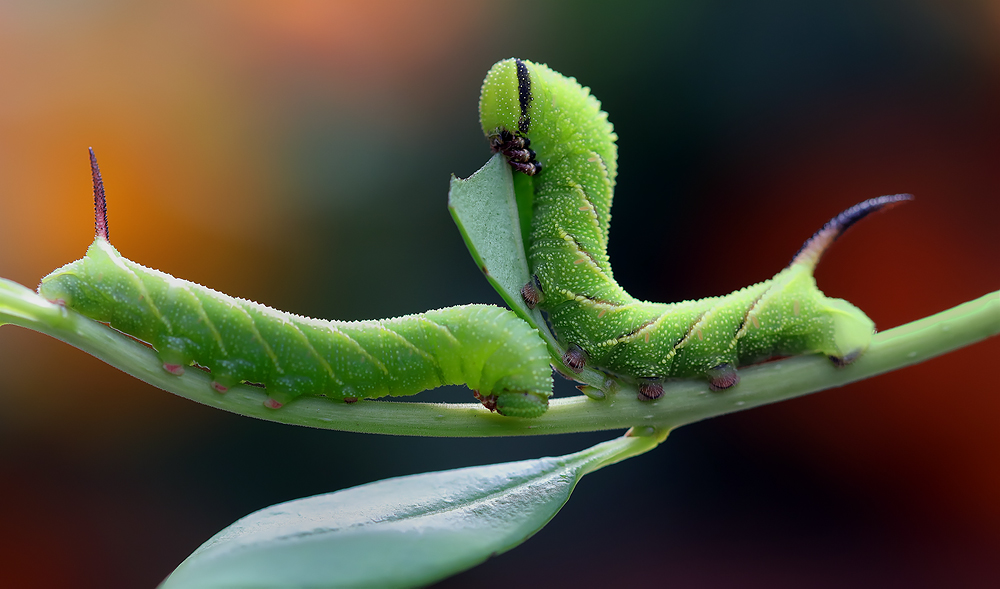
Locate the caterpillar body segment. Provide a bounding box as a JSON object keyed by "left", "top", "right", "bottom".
{"left": 479, "top": 58, "right": 910, "bottom": 393}
{"left": 37, "top": 151, "right": 553, "bottom": 418}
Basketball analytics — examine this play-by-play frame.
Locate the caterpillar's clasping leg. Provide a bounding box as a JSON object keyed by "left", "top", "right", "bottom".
{"left": 829, "top": 349, "right": 864, "bottom": 367}
{"left": 562, "top": 344, "right": 587, "bottom": 373}
{"left": 638, "top": 380, "right": 664, "bottom": 400}
{"left": 520, "top": 275, "right": 544, "bottom": 309}
{"left": 473, "top": 391, "right": 498, "bottom": 413}
{"left": 707, "top": 363, "right": 740, "bottom": 391}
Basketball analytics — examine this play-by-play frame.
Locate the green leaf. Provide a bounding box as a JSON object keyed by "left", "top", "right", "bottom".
{"left": 448, "top": 154, "right": 536, "bottom": 323}
{"left": 160, "top": 432, "right": 664, "bottom": 589}
{"left": 448, "top": 155, "right": 618, "bottom": 386}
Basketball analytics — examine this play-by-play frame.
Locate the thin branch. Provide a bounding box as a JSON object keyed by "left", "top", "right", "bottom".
{"left": 2, "top": 278, "right": 997, "bottom": 437}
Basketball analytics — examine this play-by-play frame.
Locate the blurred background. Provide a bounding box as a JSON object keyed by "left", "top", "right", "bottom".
{"left": 1, "top": 0, "right": 998, "bottom": 586}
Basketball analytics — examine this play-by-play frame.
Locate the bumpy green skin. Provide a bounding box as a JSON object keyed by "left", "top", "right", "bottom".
{"left": 480, "top": 58, "right": 876, "bottom": 388}
{"left": 38, "top": 238, "right": 552, "bottom": 417}
{"left": 480, "top": 59, "right": 618, "bottom": 252}
{"left": 550, "top": 264, "right": 874, "bottom": 382}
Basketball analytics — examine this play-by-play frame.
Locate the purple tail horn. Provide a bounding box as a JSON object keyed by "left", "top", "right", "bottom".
{"left": 90, "top": 147, "right": 109, "bottom": 242}
{"left": 791, "top": 194, "right": 913, "bottom": 269}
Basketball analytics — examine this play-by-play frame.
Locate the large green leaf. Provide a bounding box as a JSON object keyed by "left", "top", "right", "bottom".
{"left": 159, "top": 432, "right": 663, "bottom": 589}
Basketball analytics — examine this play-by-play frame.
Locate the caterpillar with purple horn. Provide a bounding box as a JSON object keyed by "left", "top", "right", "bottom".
{"left": 37, "top": 149, "right": 554, "bottom": 417}
{"left": 479, "top": 58, "right": 911, "bottom": 399}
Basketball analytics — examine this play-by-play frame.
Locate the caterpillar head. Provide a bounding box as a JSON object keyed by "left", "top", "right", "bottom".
{"left": 479, "top": 58, "right": 526, "bottom": 141}
{"left": 479, "top": 59, "right": 543, "bottom": 175}
{"left": 38, "top": 238, "right": 121, "bottom": 322}
{"left": 815, "top": 297, "right": 876, "bottom": 365}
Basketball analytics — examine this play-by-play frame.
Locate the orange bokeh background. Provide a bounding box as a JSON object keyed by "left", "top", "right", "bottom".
{"left": 1, "top": 1, "right": 997, "bottom": 587}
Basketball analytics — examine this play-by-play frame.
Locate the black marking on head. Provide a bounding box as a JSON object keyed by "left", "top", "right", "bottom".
{"left": 89, "top": 147, "right": 109, "bottom": 242}
{"left": 792, "top": 194, "right": 913, "bottom": 267}
{"left": 515, "top": 59, "right": 532, "bottom": 134}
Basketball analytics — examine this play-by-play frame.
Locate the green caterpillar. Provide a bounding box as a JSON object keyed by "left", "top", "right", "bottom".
{"left": 480, "top": 58, "right": 910, "bottom": 398}
{"left": 37, "top": 149, "right": 553, "bottom": 417}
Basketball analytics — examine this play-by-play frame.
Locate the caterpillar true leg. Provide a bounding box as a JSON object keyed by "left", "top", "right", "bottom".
{"left": 490, "top": 129, "right": 541, "bottom": 176}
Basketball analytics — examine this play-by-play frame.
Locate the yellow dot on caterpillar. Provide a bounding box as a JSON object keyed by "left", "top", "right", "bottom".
{"left": 597, "top": 308, "right": 607, "bottom": 318}
{"left": 574, "top": 258, "right": 585, "bottom": 264}
{"left": 697, "top": 330, "right": 704, "bottom": 341}
{"left": 752, "top": 316, "right": 760, "bottom": 328}
{"left": 579, "top": 205, "right": 590, "bottom": 211}
{"left": 793, "top": 300, "right": 800, "bottom": 316}
{"left": 644, "top": 331, "right": 650, "bottom": 343}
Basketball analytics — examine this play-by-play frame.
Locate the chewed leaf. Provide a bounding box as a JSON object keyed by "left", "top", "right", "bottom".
{"left": 160, "top": 433, "right": 663, "bottom": 589}
{"left": 449, "top": 154, "right": 613, "bottom": 387}
{"left": 448, "top": 153, "right": 537, "bottom": 325}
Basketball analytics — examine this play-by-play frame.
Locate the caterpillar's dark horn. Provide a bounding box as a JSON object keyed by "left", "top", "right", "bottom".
{"left": 791, "top": 194, "right": 912, "bottom": 269}
{"left": 90, "top": 147, "right": 110, "bottom": 242}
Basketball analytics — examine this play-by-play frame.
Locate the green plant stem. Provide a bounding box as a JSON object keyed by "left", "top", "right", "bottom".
{"left": 2, "top": 277, "right": 996, "bottom": 436}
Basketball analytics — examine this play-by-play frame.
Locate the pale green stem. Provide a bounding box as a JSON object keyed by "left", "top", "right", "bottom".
{"left": 560, "top": 428, "right": 669, "bottom": 476}
{"left": 1, "top": 277, "right": 996, "bottom": 437}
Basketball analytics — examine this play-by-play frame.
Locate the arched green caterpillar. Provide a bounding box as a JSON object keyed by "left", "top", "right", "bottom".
{"left": 480, "top": 58, "right": 910, "bottom": 398}
{"left": 37, "top": 149, "right": 553, "bottom": 417}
